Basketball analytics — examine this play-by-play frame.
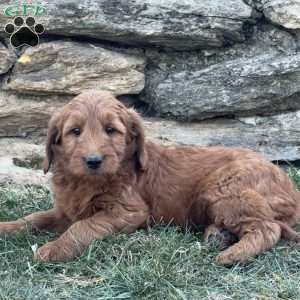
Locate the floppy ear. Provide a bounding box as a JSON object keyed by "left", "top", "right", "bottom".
{"left": 42, "top": 112, "right": 62, "bottom": 174}
{"left": 127, "top": 108, "right": 148, "bottom": 170}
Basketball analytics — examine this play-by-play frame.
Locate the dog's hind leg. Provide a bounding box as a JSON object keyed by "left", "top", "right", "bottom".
{"left": 0, "top": 209, "right": 71, "bottom": 234}
{"left": 208, "top": 188, "right": 285, "bottom": 265}
{"left": 215, "top": 220, "right": 281, "bottom": 265}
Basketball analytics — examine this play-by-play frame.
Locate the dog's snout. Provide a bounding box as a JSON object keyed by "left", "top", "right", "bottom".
{"left": 84, "top": 154, "right": 104, "bottom": 169}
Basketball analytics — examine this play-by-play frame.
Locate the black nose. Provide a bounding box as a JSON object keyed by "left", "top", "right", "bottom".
{"left": 84, "top": 155, "right": 104, "bottom": 169}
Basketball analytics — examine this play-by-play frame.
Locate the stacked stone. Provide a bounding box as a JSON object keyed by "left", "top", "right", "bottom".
{"left": 0, "top": 0, "right": 300, "bottom": 184}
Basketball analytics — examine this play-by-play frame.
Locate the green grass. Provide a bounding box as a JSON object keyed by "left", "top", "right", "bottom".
{"left": 0, "top": 169, "right": 300, "bottom": 299}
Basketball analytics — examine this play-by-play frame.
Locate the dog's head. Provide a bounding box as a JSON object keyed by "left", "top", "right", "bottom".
{"left": 43, "top": 90, "right": 148, "bottom": 178}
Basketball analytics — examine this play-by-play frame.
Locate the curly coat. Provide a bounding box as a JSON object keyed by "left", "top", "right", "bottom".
{"left": 1, "top": 90, "right": 300, "bottom": 265}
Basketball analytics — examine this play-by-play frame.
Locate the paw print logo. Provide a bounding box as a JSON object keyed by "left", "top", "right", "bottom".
{"left": 4, "top": 16, "right": 44, "bottom": 48}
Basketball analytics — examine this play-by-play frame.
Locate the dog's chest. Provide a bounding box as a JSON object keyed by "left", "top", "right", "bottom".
{"left": 54, "top": 184, "right": 113, "bottom": 222}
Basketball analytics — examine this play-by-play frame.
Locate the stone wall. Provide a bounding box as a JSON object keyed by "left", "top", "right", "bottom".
{"left": 0, "top": 0, "right": 300, "bottom": 183}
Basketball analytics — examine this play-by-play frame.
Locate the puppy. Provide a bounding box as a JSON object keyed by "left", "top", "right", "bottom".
{"left": 1, "top": 90, "right": 300, "bottom": 265}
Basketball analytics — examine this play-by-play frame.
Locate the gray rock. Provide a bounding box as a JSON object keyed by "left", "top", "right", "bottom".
{"left": 1, "top": 100, "right": 300, "bottom": 162}
{"left": 150, "top": 53, "right": 300, "bottom": 120}
{"left": 0, "top": 138, "right": 48, "bottom": 186}
{"left": 0, "top": 0, "right": 254, "bottom": 50}
{"left": 0, "top": 91, "right": 70, "bottom": 137}
{"left": 0, "top": 91, "right": 145, "bottom": 137}
{"left": 144, "top": 111, "right": 300, "bottom": 162}
{"left": 252, "top": 0, "right": 300, "bottom": 29}
{"left": 143, "top": 25, "right": 300, "bottom": 120}
{"left": 0, "top": 157, "right": 49, "bottom": 186}
{"left": 1, "top": 110, "right": 300, "bottom": 186}
{"left": 0, "top": 137, "right": 44, "bottom": 158}
{"left": 0, "top": 42, "right": 16, "bottom": 75}
{"left": 3, "top": 41, "right": 145, "bottom": 95}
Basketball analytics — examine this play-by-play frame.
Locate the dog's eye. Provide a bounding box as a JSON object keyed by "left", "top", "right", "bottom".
{"left": 105, "top": 127, "right": 115, "bottom": 135}
{"left": 71, "top": 128, "right": 81, "bottom": 136}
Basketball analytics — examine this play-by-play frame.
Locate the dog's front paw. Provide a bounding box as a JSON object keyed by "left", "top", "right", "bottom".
{"left": 34, "top": 241, "right": 69, "bottom": 262}
{"left": 0, "top": 222, "right": 24, "bottom": 234}
{"left": 0, "top": 223, "right": 12, "bottom": 234}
